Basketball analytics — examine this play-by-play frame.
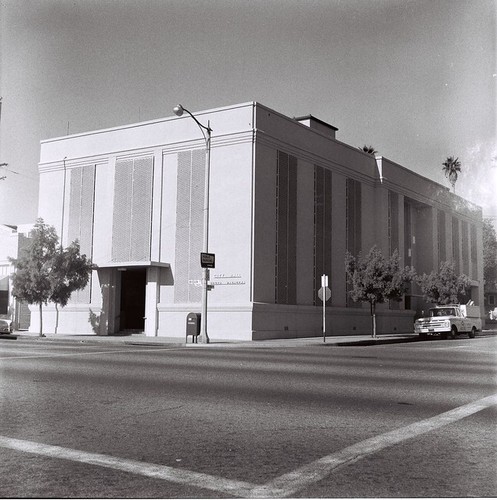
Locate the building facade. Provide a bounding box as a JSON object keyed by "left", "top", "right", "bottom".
{"left": 35, "top": 102, "right": 484, "bottom": 340}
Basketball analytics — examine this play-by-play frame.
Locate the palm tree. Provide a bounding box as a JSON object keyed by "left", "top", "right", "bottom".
{"left": 359, "top": 145, "right": 378, "bottom": 155}
{"left": 442, "top": 156, "right": 461, "bottom": 193}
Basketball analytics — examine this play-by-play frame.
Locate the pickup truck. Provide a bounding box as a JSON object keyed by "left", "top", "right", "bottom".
{"left": 414, "top": 304, "right": 482, "bottom": 339}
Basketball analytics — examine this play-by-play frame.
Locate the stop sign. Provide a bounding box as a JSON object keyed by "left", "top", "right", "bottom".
{"left": 318, "top": 287, "right": 331, "bottom": 302}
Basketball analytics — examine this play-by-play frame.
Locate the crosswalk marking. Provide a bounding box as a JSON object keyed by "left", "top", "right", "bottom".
{"left": 1, "top": 393, "right": 496, "bottom": 497}
{"left": 0, "top": 435, "right": 258, "bottom": 497}
{"left": 251, "top": 393, "right": 497, "bottom": 498}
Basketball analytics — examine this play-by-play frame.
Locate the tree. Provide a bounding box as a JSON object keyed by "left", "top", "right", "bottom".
{"left": 10, "top": 219, "right": 93, "bottom": 336}
{"left": 50, "top": 240, "right": 94, "bottom": 334}
{"left": 416, "top": 261, "right": 471, "bottom": 305}
{"left": 359, "top": 145, "right": 378, "bottom": 155}
{"left": 482, "top": 218, "right": 497, "bottom": 290}
{"left": 442, "top": 156, "right": 461, "bottom": 193}
{"left": 345, "top": 246, "right": 415, "bottom": 338}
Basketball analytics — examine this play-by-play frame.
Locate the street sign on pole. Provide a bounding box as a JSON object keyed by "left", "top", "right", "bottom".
{"left": 200, "top": 252, "right": 215, "bottom": 268}
{"left": 319, "top": 275, "right": 331, "bottom": 342}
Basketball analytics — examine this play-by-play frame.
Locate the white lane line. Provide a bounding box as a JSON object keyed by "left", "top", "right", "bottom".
{"left": 1, "top": 394, "right": 496, "bottom": 498}
{"left": 250, "top": 393, "right": 497, "bottom": 498}
{"left": 0, "top": 436, "right": 258, "bottom": 497}
{"left": 0, "top": 348, "right": 176, "bottom": 360}
{"left": 420, "top": 345, "right": 497, "bottom": 353}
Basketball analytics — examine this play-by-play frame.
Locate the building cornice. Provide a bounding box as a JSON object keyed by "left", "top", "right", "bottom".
{"left": 39, "top": 130, "right": 255, "bottom": 171}
{"left": 255, "top": 129, "right": 377, "bottom": 187}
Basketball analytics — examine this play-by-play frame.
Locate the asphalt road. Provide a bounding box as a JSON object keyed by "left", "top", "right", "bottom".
{"left": 0, "top": 336, "right": 496, "bottom": 498}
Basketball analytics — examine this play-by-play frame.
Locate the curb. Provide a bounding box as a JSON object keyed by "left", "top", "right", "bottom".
{"left": 334, "top": 337, "right": 422, "bottom": 347}
{"left": 1, "top": 330, "right": 496, "bottom": 348}
{"left": 123, "top": 341, "right": 184, "bottom": 347}
{"left": 1, "top": 333, "right": 419, "bottom": 347}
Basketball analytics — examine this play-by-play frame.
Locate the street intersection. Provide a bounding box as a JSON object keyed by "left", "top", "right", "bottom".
{"left": 0, "top": 335, "right": 496, "bottom": 497}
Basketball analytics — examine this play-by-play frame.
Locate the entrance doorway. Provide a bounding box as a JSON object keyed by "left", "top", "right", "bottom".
{"left": 119, "top": 269, "right": 146, "bottom": 331}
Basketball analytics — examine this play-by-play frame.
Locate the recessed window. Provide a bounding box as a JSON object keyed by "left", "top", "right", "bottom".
{"left": 0, "top": 290, "right": 8, "bottom": 315}
{"left": 275, "top": 151, "right": 297, "bottom": 305}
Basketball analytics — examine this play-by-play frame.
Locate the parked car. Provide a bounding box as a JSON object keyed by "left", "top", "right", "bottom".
{"left": 490, "top": 307, "right": 497, "bottom": 321}
{"left": 0, "top": 318, "right": 13, "bottom": 334}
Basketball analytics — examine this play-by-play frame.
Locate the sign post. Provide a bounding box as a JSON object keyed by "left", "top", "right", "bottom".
{"left": 318, "top": 274, "right": 331, "bottom": 342}
{"left": 199, "top": 252, "right": 215, "bottom": 343}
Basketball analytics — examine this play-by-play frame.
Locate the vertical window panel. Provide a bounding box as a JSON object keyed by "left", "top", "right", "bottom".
{"left": 388, "top": 191, "right": 399, "bottom": 254}
{"left": 452, "top": 217, "right": 460, "bottom": 274}
{"left": 403, "top": 199, "right": 413, "bottom": 310}
{"left": 287, "top": 155, "right": 298, "bottom": 305}
{"left": 0, "top": 290, "right": 8, "bottom": 314}
{"left": 388, "top": 191, "right": 400, "bottom": 310}
{"left": 314, "top": 167, "right": 324, "bottom": 305}
{"left": 314, "top": 166, "right": 332, "bottom": 305}
{"left": 112, "top": 160, "right": 134, "bottom": 262}
{"left": 404, "top": 200, "right": 412, "bottom": 266}
{"left": 346, "top": 178, "right": 361, "bottom": 256}
{"left": 461, "top": 220, "right": 469, "bottom": 275}
{"left": 438, "top": 210, "right": 446, "bottom": 263}
{"left": 130, "top": 157, "right": 154, "bottom": 261}
{"left": 346, "top": 178, "right": 361, "bottom": 307}
{"left": 275, "top": 151, "right": 297, "bottom": 305}
{"left": 470, "top": 224, "right": 478, "bottom": 279}
{"left": 68, "top": 164, "right": 95, "bottom": 304}
{"left": 174, "top": 149, "right": 205, "bottom": 304}
{"left": 112, "top": 157, "right": 153, "bottom": 263}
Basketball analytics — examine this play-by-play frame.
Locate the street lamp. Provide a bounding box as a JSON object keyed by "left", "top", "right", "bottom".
{"left": 173, "top": 104, "right": 212, "bottom": 344}
{"left": 61, "top": 157, "right": 67, "bottom": 247}
{"left": 0, "top": 163, "right": 7, "bottom": 181}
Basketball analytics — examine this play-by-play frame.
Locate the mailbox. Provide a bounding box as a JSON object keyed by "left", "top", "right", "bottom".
{"left": 186, "top": 313, "right": 201, "bottom": 343}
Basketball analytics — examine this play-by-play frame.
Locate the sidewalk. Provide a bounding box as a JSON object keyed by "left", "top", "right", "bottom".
{"left": 3, "top": 329, "right": 496, "bottom": 347}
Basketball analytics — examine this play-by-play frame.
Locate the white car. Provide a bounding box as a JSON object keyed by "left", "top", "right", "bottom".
{"left": 0, "top": 318, "right": 13, "bottom": 334}
{"left": 490, "top": 308, "right": 497, "bottom": 321}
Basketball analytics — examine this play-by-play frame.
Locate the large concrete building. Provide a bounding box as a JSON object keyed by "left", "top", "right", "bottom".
{"left": 35, "top": 102, "right": 484, "bottom": 340}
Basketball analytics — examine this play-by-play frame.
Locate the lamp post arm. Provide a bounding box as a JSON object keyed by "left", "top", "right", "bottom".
{"left": 181, "top": 107, "right": 212, "bottom": 133}
{"left": 178, "top": 106, "right": 212, "bottom": 143}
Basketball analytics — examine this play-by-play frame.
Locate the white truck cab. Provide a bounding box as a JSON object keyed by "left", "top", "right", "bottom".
{"left": 414, "top": 303, "right": 482, "bottom": 339}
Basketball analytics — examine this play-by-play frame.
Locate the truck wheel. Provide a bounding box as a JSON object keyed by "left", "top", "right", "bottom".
{"left": 449, "top": 326, "right": 458, "bottom": 339}
{"left": 469, "top": 326, "right": 476, "bottom": 339}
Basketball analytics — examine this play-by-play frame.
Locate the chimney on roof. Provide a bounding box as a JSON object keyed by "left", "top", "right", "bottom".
{"left": 295, "top": 115, "right": 338, "bottom": 139}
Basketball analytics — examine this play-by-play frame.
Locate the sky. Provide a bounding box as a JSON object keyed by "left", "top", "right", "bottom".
{"left": 0, "top": 0, "right": 496, "bottom": 226}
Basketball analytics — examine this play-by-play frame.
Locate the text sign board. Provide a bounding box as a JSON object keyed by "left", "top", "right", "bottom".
{"left": 200, "top": 252, "right": 216, "bottom": 269}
